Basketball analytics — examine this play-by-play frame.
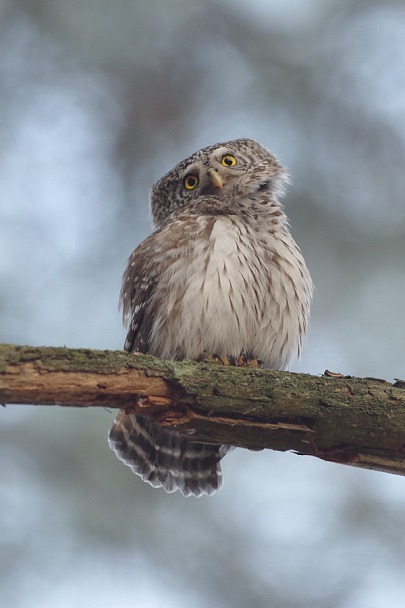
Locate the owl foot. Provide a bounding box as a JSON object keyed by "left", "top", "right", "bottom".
{"left": 199, "top": 352, "right": 263, "bottom": 368}
{"left": 233, "top": 355, "right": 263, "bottom": 368}
{"left": 199, "top": 352, "right": 227, "bottom": 365}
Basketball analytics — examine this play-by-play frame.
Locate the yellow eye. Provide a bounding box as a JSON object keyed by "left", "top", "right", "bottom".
{"left": 221, "top": 154, "right": 237, "bottom": 167}
{"left": 183, "top": 174, "right": 199, "bottom": 190}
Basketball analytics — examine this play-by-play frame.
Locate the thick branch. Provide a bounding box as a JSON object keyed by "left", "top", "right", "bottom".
{"left": 1, "top": 343, "right": 405, "bottom": 476}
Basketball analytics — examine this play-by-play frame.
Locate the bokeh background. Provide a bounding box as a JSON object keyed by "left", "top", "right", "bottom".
{"left": 1, "top": 1, "right": 405, "bottom": 607}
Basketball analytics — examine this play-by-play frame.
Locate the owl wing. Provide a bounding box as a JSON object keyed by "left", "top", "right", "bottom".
{"left": 120, "top": 231, "right": 161, "bottom": 354}
{"left": 115, "top": 223, "right": 231, "bottom": 497}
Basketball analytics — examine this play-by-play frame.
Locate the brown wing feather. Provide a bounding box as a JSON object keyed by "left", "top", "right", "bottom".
{"left": 113, "top": 225, "right": 230, "bottom": 497}
{"left": 120, "top": 233, "right": 161, "bottom": 353}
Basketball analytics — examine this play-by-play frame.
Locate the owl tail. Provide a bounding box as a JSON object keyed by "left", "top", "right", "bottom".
{"left": 108, "top": 412, "right": 230, "bottom": 497}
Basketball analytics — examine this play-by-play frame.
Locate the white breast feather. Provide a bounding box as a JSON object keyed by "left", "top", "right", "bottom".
{"left": 149, "top": 216, "right": 311, "bottom": 369}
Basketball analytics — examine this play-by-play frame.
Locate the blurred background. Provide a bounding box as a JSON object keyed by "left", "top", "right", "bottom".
{"left": 1, "top": 1, "right": 405, "bottom": 606}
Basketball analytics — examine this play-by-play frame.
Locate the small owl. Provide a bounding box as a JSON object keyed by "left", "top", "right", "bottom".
{"left": 108, "top": 138, "right": 313, "bottom": 497}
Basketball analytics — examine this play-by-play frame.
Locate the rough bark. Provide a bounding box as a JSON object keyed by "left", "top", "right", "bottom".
{"left": 1, "top": 343, "right": 405, "bottom": 476}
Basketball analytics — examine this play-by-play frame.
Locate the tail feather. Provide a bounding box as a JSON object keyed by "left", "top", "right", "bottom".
{"left": 108, "top": 412, "right": 230, "bottom": 497}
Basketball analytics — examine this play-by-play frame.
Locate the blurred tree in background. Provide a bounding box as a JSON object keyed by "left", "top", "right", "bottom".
{"left": 1, "top": 1, "right": 405, "bottom": 607}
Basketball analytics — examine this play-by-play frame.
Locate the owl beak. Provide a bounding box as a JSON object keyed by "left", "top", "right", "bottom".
{"left": 207, "top": 168, "right": 224, "bottom": 189}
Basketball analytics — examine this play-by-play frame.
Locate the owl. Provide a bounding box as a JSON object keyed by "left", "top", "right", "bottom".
{"left": 108, "top": 138, "right": 313, "bottom": 497}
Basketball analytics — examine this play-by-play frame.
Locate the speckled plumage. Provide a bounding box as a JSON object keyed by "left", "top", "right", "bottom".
{"left": 108, "top": 138, "right": 313, "bottom": 496}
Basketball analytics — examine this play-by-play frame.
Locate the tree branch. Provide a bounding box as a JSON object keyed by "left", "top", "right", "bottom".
{"left": 1, "top": 343, "right": 405, "bottom": 476}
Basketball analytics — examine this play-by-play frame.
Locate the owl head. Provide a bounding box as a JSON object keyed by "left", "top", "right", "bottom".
{"left": 150, "top": 138, "right": 287, "bottom": 228}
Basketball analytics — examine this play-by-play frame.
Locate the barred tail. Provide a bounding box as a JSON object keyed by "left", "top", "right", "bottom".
{"left": 108, "top": 412, "right": 230, "bottom": 497}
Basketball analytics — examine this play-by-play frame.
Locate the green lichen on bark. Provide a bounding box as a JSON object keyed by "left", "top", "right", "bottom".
{"left": 1, "top": 343, "right": 405, "bottom": 476}
{"left": 0, "top": 343, "right": 168, "bottom": 374}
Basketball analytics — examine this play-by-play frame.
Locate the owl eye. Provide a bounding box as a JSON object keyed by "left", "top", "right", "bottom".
{"left": 183, "top": 174, "right": 199, "bottom": 190}
{"left": 221, "top": 154, "right": 237, "bottom": 167}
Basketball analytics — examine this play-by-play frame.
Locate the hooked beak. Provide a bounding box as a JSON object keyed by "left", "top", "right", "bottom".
{"left": 207, "top": 168, "right": 223, "bottom": 189}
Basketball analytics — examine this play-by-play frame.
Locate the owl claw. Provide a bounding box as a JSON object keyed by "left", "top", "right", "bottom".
{"left": 237, "top": 354, "right": 247, "bottom": 366}
{"left": 199, "top": 352, "right": 226, "bottom": 365}
{"left": 212, "top": 354, "right": 225, "bottom": 365}
{"left": 199, "top": 352, "right": 263, "bottom": 368}
{"left": 234, "top": 355, "right": 263, "bottom": 369}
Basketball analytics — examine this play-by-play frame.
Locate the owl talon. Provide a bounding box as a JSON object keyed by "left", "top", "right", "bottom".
{"left": 212, "top": 354, "right": 225, "bottom": 365}
{"left": 235, "top": 355, "right": 263, "bottom": 368}
{"left": 199, "top": 352, "right": 226, "bottom": 365}
{"left": 200, "top": 353, "right": 263, "bottom": 368}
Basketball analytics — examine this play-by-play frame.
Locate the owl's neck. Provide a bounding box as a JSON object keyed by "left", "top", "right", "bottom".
{"left": 172, "top": 193, "right": 288, "bottom": 230}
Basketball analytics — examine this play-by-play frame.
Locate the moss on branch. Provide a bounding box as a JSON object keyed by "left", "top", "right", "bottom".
{"left": 1, "top": 343, "right": 405, "bottom": 476}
